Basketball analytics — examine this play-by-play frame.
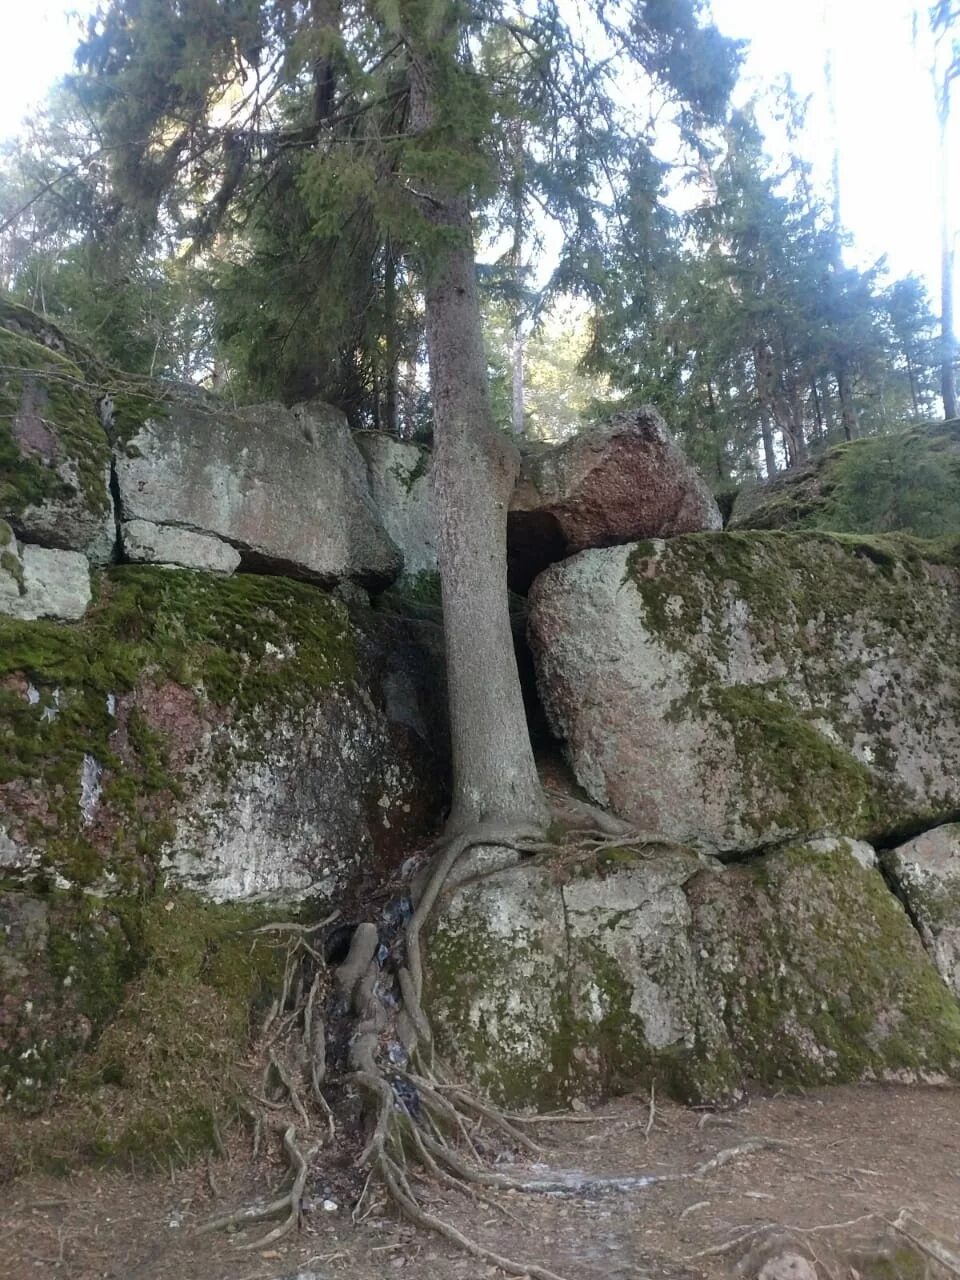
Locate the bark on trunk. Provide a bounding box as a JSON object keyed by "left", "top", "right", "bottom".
{"left": 939, "top": 99, "right": 959, "bottom": 420}
{"left": 837, "top": 363, "right": 859, "bottom": 441}
{"left": 407, "top": 37, "right": 547, "bottom": 834}
{"left": 760, "top": 408, "right": 778, "bottom": 479}
{"left": 511, "top": 326, "right": 525, "bottom": 438}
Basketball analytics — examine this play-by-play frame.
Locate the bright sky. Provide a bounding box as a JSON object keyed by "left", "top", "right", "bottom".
{"left": 0, "top": 0, "right": 955, "bottom": 312}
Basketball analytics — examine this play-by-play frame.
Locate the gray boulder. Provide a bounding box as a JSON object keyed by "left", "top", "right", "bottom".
{"left": 0, "top": 523, "right": 91, "bottom": 620}
{"left": 882, "top": 824, "right": 960, "bottom": 999}
{"left": 509, "top": 407, "right": 721, "bottom": 590}
{"left": 115, "top": 399, "right": 402, "bottom": 587}
{"left": 426, "top": 842, "right": 960, "bottom": 1108}
{"left": 357, "top": 432, "right": 437, "bottom": 581}
{"left": 528, "top": 533, "right": 960, "bottom": 856}
{"left": 120, "top": 518, "right": 241, "bottom": 574}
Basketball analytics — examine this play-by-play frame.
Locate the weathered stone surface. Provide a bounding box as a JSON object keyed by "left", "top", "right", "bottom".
{"left": 0, "top": 566, "right": 447, "bottom": 902}
{"left": 115, "top": 399, "right": 402, "bottom": 587}
{"left": 1, "top": 528, "right": 91, "bottom": 621}
{"left": 529, "top": 533, "right": 960, "bottom": 856}
{"left": 508, "top": 407, "right": 721, "bottom": 590}
{"left": 121, "top": 519, "right": 241, "bottom": 574}
{"left": 0, "top": 317, "right": 114, "bottom": 564}
{"left": 730, "top": 420, "right": 960, "bottom": 538}
{"left": 426, "top": 843, "right": 960, "bottom": 1108}
{"left": 357, "top": 432, "right": 436, "bottom": 580}
{"left": 688, "top": 844, "right": 960, "bottom": 1087}
{"left": 882, "top": 824, "right": 960, "bottom": 999}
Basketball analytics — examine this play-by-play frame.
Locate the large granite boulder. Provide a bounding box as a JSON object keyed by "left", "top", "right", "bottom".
{"left": 528, "top": 532, "right": 960, "bottom": 856}
{"left": 882, "top": 824, "right": 960, "bottom": 999}
{"left": 0, "top": 318, "right": 114, "bottom": 565}
{"left": 730, "top": 421, "right": 960, "bottom": 537}
{"left": 426, "top": 842, "right": 960, "bottom": 1108}
{"left": 0, "top": 566, "right": 447, "bottom": 900}
{"left": 509, "top": 407, "right": 722, "bottom": 590}
{"left": 357, "top": 433, "right": 437, "bottom": 581}
{"left": 115, "top": 399, "right": 402, "bottom": 587}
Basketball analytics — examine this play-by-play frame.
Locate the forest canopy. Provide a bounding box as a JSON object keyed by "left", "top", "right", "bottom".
{"left": 0, "top": 0, "right": 955, "bottom": 485}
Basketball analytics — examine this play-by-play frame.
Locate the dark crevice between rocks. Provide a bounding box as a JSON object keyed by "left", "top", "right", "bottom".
{"left": 870, "top": 810, "right": 960, "bottom": 853}
{"left": 507, "top": 509, "right": 569, "bottom": 595}
{"left": 106, "top": 456, "right": 123, "bottom": 564}
{"left": 876, "top": 853, "right": 925, "bottom": 942}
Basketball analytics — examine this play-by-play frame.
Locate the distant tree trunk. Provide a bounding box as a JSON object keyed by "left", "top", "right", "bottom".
{"left": 512, "top": 326, "right": 525, "bottom": 437}
{"left": 383, "top": 245, "right": 400, "bottom": 436}
{"left": 820, "top": 375, "right": 833, "bottom": 434}
{"left": 837, "top": 363, "right": 859, "bottom": 440}
{"left": 810, "top": 378, "right": 824, "bottom": 442}
{"left": 760, "top": 408, "right": 778, "bottom": 478}
{"left": 407, "top": 34, "right": 547, "bottom": 835}
{"left": 756, "top": 343, "right": 806, "bottom": 466}
{"left": 934, "top": 35, "right": 958, "bottom": 419}
{"left": 905, "top": 349, "right": 920, "bottom": 419}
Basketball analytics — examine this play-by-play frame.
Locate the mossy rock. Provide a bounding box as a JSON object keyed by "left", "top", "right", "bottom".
{"left": 529, "top": 532, "right": 960, "bottom": 856}
{"left": 0, "top": 565, "right": 447, "bottom": 895}
{"left": 0, "top": 889, "right": 291, "bottom": 1176}
{"left": 0, "top": 321, "right": 113, "bottom": 558}
{"left": 427, "top": 843, "right": 960, "bottom": 1111}
{"left": 729, "top": 422, "right": 960, "bottom": 538}
{"left": 426, "top": 850, "right": 742, "bottom": 1110}
{"left": 688, "top": 844, "right": 960, "bottom": 1085}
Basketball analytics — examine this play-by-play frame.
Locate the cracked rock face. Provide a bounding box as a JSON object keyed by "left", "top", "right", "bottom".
{"left": 528, "top": 533, "right": 960, "bottom": 856}
{"left": 357, "top": 433, "right": 437, "bottom": 581}
{"left": 115, "top": 399, "right": 402, "bottom": 587}
{"left": 882, "top": 823, "right": 960, "bottom": 999}
{"left": 426, "top": 843, "right": 960, "bottom": 1108}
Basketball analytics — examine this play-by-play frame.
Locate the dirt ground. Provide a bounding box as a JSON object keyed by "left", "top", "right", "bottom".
{"left": 2, "top": 1083, "right": 958, "bottom": 1280}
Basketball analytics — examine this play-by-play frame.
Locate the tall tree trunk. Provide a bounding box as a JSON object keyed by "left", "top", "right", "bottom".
{"left": 407, "top": 33, "right": 547, "bottom": 835}
{"left": 941, "top": 148, "right": 958, "bottom": 417}
{"left": 760, "top": 408, "right": 778, "bottom": 478}
{"left": 837, "top": 363, "right": 859, "bottom": 440}
{"left": 810, "top": 378, "right": 824, "bottom": 442}
{"left": 509, "top": 125, "right": 526, "bottom": 438}
{"left": 383, "top": 244, "right": 400, "bottom": 436}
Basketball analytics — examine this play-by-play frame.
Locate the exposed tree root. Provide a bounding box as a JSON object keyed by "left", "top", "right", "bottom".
{"left": 200, "top": 812, "right": 656, "bottom": 1277}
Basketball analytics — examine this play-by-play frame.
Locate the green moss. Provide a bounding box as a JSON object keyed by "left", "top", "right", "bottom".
{"left": 0, "top": 566, "right": 356, "bottom": 885}
{"left": 389, "top": 444, "right": 430, "bottom": 494}
{"left": 0, "top": 890, "right": 291, "bottom": 1173}
{"left": 623, "top": 531, "right": 959, "bottom": 844}
{"left": 694, "top": 847, "right": 960, "bottom": 1087}
{"left": 426, "top": 910, "right": 574, "bottom": 1110}
{"left": 694, "top": 683, "right": 882, "bottom": 839}
{"left": 0, "top": 325, "right": 111, "bottom": 521}
{"left": 1, "top": 548, "right": 24, "bottom": 595}
{"left": 734, "top": 422, "right": 960, "bottom": 539}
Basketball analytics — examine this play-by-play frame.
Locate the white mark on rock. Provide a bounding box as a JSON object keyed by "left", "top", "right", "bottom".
{"left": 80, "top": 754, "right": 103, "bottom": 826}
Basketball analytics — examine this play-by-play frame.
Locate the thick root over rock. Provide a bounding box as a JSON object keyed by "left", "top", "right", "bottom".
{"left": 202, "top": 817, "right": 653, "bottom": 1277}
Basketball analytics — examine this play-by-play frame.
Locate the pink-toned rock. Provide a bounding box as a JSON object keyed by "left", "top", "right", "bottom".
{"left": 508, "top": 407, "right": 720, "bottom": 590}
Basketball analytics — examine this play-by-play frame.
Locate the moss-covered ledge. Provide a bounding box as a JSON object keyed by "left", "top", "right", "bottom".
{"left": 0, "top": 887, "right": 291, "bottom": 1176}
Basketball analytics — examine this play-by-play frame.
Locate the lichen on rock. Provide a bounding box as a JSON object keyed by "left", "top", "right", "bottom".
{"left": 528, "top": 531, "right": 960, "bottom": 855}
{"left": 426, "top": 842, "right": 960, "bottom": 1109}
